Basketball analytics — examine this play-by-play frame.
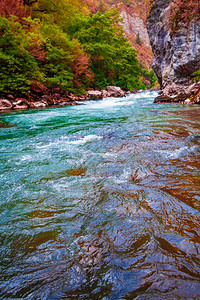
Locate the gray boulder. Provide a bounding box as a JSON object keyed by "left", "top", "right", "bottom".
{"left": 86, "top": 90, "right": 102, "bottom": 100}
{"left": 0, "top": 99, "right": 12, "bottom": 110}
{"left": 14, "top": 99, "right": 29, "bottom": 110}
{"left": 106, "top": 86, "right": 125, "bottom": 97}
{"left": 101, "top": 90, "right": 110, "bottom": 98}
{"left": 33, "top": 101, "right": 47, "bottom": 108}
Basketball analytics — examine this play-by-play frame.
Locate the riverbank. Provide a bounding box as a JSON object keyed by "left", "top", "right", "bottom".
{"left": 0, "top": 86, "right": 136, "bottom": 113}
{"left": 1, "top": 83, "right": 199, "bottom": 114}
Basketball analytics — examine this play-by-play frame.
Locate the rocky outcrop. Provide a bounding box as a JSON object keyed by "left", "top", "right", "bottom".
{"left": 14, "top": 99, "right": 29, "bottom": 110}
{"left": 120, "top": 10, "right": 150, "bottom": 48}
{"left": 147, "top": 0, "right": 200, "bottom": 103}
{"left": 155, "top": 83, "right": 200, "bottom": 104}
{"left": 118, "top": 3, "right": 153, "bottom": 69}
{"left": 78, "top": 86, "right": 126, "bottom": 101}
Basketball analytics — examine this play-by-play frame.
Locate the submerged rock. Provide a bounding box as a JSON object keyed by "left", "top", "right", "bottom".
{"left": 0, "top": 121, "right": 15, "bottom": 128}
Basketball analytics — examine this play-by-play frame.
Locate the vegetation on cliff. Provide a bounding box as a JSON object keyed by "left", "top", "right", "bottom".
{"left": 0, "top": 0, "right": 156, "bottom": 97}
{"left": 170, "top": 0, "right": 200, "bottom": 34}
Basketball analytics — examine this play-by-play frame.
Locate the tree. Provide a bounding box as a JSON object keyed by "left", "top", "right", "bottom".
{"left": 69, "top": 9, "right": 142, "bottom": 90}
{"left": 0, "top": 16, "right": 44, "bottom": 94}
{"left": 23, "top": 0, "right": 38, "bottom": 6}
{"left": 136, "top": 33, "right": 142, "bottom": 45}
{"left": 0, "top": 0, "right": 28, "bottom": 18}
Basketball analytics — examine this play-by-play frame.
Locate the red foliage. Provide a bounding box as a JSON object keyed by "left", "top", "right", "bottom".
{"left": 0, "top": 0, "right": 29, "bottom": 18}
{"left": 169, "top": 0, "right": 200, "bottom": 35}
{"left": 70, "top": 42, "right": 94, "bottom": 88}
{"left": 27, "top": 43, "right": 46, "bottom": 61}
{"left": 172, "top": 0, "right": 200, "bottom": 22}
{"left": 30, "top": 81, "right": 47, "bottom": 94}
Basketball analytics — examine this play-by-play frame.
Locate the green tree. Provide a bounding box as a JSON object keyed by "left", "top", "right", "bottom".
{"left": 0, "top": 16, "right": 44, "bottom": 94}
{"left": 136, "top": 32, "right": 142, "bottom": 45}
{"left": 141, "top": 68, "right": 157, "bottom": 87}
{"left": 69, "top": 9, "right": 142, "bottom": 90}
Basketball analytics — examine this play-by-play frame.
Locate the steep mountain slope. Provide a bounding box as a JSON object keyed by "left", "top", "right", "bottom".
{"left": 147, "top": 0, "right": 200, "bottom": 103}
{"left": 118, "top": 2, "right": 153, "bottom": 69}
{"left": 85, "top": 0, "right": 154, "bottom": 69}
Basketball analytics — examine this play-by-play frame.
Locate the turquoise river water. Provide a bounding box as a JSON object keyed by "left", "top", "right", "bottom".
{"left": 0, "top": 91, "right": 200, "bottom": 299}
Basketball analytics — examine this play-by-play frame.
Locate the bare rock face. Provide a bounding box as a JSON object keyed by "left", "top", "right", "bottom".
{"left": 147, "top": 0, "right": 200, "bottom": 103}
{"left": 120, "top": 10, "right": 151, "bottom": 48}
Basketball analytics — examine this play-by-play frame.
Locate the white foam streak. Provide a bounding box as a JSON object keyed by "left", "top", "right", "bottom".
{"left": 36, "top": 134, "right": 103, "bottom": 150}
{"left": 157, "top": 146, "right": 197, "bottom": 159}
{"left": 70, "top": 134, "right": 103, "bottom": 145}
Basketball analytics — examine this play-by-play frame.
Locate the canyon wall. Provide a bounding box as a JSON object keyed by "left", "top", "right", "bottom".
{"left": 147, "top": 0, "right": 200, "bottom": 103}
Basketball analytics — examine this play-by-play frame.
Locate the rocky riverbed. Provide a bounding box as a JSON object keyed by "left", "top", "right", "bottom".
{"left": 0, "top": 86, "right": 129, "bottom": 112}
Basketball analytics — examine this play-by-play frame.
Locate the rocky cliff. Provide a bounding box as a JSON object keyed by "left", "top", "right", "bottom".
{"left": 147, "top": 0, "right": 200, "bottom": 103}
{"left": 116, "top": 1, "right": 153, "bottom": 69}
{"left": 119, "top": 4, "right": 153, "bottom": 69}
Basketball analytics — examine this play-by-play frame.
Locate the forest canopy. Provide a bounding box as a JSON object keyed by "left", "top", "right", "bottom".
{"left": 0, "top": 0, "right": 155, "bottom": 96}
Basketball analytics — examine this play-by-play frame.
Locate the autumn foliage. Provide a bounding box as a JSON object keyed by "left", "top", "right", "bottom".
{"left": 170, "top": 0, "right": 200, "bottom": 28}
{"left": 0, "top": 0, "right": 153, "bottom": 96}
{"left": 0, "top": 0, "right": 29, "bottom": 18}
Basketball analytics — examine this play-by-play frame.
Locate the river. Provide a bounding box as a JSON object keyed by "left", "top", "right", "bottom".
{"left": 0, "top": 91, "right": 200, "bottom": 299}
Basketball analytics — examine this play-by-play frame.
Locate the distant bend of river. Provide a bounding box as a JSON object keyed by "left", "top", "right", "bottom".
{"left": 0, "top": 91, "right": 200, "bottom": 299}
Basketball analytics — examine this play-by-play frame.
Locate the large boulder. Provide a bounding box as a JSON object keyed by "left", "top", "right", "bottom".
{"left": 0, "top": 99, "right": 12, "bottom": 110}
{"left": 106, "top": 86, "right": 125, "bottom": 97}
{"left": 32, "top": 101, "right": 47, "bottom": 108}
{"left": 101, "top": 90, "right": 110, "bottom": 98}
{"left": 14, "top": 99, "right": 29, "bottom": 110}
{"left": 86, "top": 90, "right": 102, "bottom": 100}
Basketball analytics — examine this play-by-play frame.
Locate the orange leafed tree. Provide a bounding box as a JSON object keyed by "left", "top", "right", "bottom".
{"left": 70, "top": 41, "right": 93, "bottom": 89}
